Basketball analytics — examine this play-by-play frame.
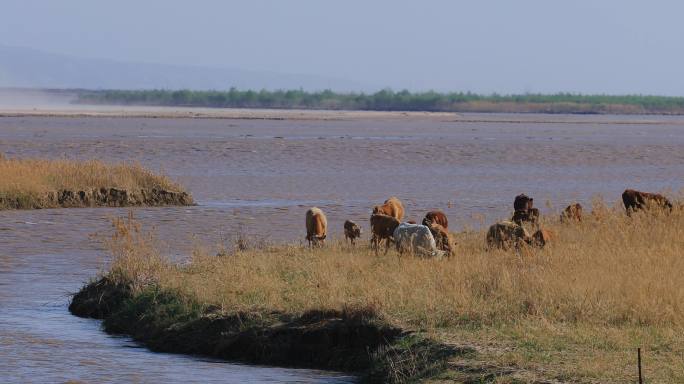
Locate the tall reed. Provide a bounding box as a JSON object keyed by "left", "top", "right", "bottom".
{"left": 107, "top": 200, "right": 684, "bottom": 330}
{"left": 0, "top": 157, "right": 181, "bottom": 193}
{"left": 0, "top": 156, "right": 187, "bottom": 209}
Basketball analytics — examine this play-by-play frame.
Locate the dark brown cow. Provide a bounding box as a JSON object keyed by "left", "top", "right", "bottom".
{"left": 514, "top": 194, "right": 534, "bottom": 212}
{"left": 372, "top": 197, "right": 405, "bottom": 221}
{"left": 370, "top": 214, "right": 400, "bottom": 255}
{"left": 512, "top": 207, "right": 539, "bottom": 225}
{"left": 343, "top": 220, "right": 362, "bottom": 245}
{"left": 561, "top": 203, "right": 583, "bottom": 223}
{"left": 428, "top": 223, "right": 454, "bottom": 256}
{"left": 512, "top": 194, "right": 539, "bottom": 225}
{"left": 622, "top": 189, "right": 673, "bottom": 215}
{"left": 422, "top": 210, "right": 449, "bottom": 229}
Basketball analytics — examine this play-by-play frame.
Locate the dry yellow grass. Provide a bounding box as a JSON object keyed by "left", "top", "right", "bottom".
{"left": 0, "top": 156, "right": 188, "bottom": 209}
{"left": 106, "top": 200, "right": 684, "bottom": 382}
{"left": 0, "top": 156, "right": 181, "bottom": 193}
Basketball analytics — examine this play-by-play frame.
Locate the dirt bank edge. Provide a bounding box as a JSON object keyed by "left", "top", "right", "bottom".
{"left": 0, "top": 187, "right": 194, "bottom": 210}
{"left": 69, "top": 277, "right": 461, "bottom": 383}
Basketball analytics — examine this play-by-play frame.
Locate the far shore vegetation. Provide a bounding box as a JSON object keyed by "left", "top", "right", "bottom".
{"left": 0, "top": 155, "right": 192, "bottom": 209}
{"left": 73, "top": 198, "right": 684, "bottom": 382}
{"left": 75, "top": 88, "right": 684, "bottom": 115}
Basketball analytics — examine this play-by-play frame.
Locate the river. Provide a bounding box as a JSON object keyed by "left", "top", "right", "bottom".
{"left": 1, "top": 112, "right": 683, "bottom": 382}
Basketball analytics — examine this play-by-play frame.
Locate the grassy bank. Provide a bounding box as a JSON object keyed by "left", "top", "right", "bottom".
{"left": 72, "top": 200, "right": 684, "bottom": 382}
{"left": 0, "top": 156, "right": 193, "bottom": 209}
{"left": 75, "top": 88, "right": 684, "bottom": 115}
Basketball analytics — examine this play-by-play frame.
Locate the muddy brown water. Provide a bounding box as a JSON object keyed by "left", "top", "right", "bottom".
{"left": 1, "top": 113, "right": 684, "bottom": 383}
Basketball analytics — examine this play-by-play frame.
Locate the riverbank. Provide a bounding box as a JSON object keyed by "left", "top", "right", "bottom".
{"left": 70, "top": 205, "right": 684, "bottom": 382}
{"left": 0, "top": 157, "right": 193, "bottom": 209}
{"left": 0, "top": 106, "right": 456, "bottom": 121}
{"left": 5, "top": 106, "right": 684, "bottom": 125}
{"left": 69, "top": 277, "right": 460, "bottom": 383}
{"left": 74, "top": 89, "right": 684, "bottom": 115}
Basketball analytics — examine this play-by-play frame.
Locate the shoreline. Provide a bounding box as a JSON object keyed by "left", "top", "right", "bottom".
{"left": 0, "top": 157, "right": 194, "bottom": 210}
{"left": 0, "top": 106, "right": 458, "bottom": 121}
{"left": 3, "top": 106, "right": 684, "bottom": 125}
{"left": 69, "top": 277, "right": 458, "bottom": 383}
{"left": 0, "top": 187, "right": 194, "bottom": 210}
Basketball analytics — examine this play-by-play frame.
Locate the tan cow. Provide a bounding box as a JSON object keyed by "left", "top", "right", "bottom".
{"left": 372, "top": 197, "right": 405, "bottom": 221}
{"left": 305, "top": 207, "right": 327, "bottom": 247}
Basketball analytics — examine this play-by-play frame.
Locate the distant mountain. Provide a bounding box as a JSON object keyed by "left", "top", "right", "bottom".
{"left": 0, "top": 45, "right": 367, "bottom": 91}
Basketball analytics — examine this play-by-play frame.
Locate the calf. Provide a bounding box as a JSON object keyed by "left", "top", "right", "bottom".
{"left": 343, "top": 220, "right": 362, "bottom": 245}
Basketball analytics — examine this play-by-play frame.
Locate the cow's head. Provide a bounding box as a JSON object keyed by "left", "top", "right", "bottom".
{"left": 514, "top": 194, "right": 533, "bottom": 211}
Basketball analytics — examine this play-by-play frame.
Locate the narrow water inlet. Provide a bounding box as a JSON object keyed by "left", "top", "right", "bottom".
{"left": 0, "top": 250, "right": 357, "bottom": 383}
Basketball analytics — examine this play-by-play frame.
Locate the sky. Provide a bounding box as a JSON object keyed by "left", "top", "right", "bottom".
{"left": 2, "top": 0, "right": 684, "bottom": 94}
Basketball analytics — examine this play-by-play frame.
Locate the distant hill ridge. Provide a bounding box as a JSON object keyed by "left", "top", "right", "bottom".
{"left": 0, "top": 45, "right": 365, "bottom": 91}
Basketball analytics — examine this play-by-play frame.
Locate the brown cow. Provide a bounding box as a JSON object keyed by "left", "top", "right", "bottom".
{"left": 370, "top": 213, "right": 400, "bottom": 255}
{"left": 428, "top": 223, "right": 454, "bottom": 256}
{"left": 531, "top": 228, "right": 553, "bottom": 247}
{"left": 486, "top": 221, "right": 531, "bottom": 250}
{"left": 305, "top": 207, "right": 327, "bottom": 247}
{"left": 622, "top": 189, "right": 673, "bottom": 215}
{"left": 512, "top": 194, "right": 539, "bottom": 225}
{"left": 422, "top": 210, "right": 448, "bottom": 229}
{"left": 561, "top": 203, "right": 582, "bottom": 223}
{"left": 372, "top": 197, "right": 405, "bottom": 221}
{"left": 343, "top": 220, "right": 362, "bottom": 245}
{"left": 514, "top": 194, "right": 534, "bottom": 212}
{"left": 512, "top": 207, "right": 539, "bottom": 225}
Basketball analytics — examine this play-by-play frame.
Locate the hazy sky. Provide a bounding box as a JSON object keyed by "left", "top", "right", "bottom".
{"left": 3, "top": 0, "right": 684, "bottom": 94}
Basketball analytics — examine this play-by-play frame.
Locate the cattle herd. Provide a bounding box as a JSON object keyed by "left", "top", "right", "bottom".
{"left": 304, "top": 188, "right": 675, "bottom": 257}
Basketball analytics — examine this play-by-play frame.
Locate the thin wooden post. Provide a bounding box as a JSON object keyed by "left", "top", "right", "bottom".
{"left": 638, "top": 348, "right": 643, "bottom": 384}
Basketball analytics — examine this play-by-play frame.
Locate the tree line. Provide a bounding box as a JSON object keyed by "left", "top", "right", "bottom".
{"left": 74, "top": 88, "right": 684, "bottom": 114}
